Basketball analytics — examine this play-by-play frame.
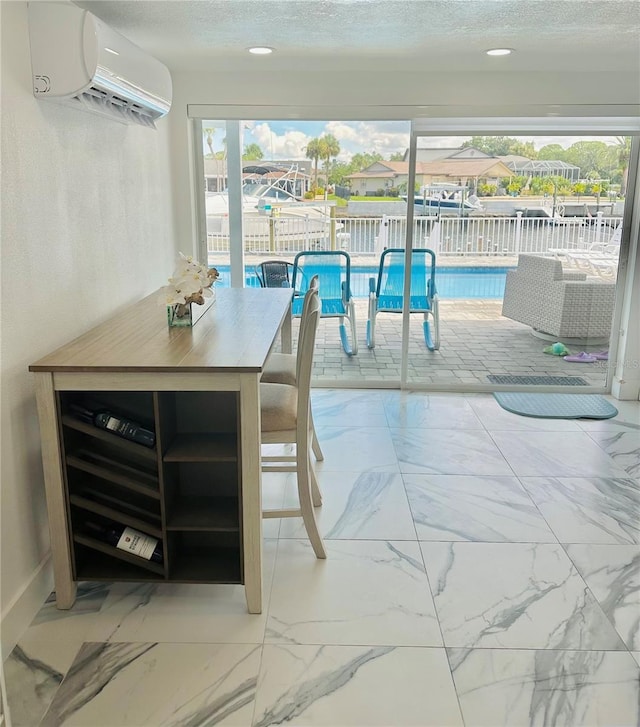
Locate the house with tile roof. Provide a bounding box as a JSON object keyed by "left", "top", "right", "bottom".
{"left": 402, "top": 147, "right": 492, "bottom": 163}
{"left": 346, "top": 159, "right": 513, "bottom": 195}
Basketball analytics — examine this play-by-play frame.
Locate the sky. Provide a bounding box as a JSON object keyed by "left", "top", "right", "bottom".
{"left": 246, "top": 120, "right": 412, "bottom": 161}
{"left": 202, "top": 120, "right": 620, "bottom": 162}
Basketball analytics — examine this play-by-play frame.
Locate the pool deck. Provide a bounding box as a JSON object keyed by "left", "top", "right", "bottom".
{"left": 276, "top": 298, "right": 608, "bottom": 388}
{"left": 213, "top": 256, "right": 609, "bottom": 389}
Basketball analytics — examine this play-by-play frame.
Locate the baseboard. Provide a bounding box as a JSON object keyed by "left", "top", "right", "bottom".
{"left": 1, "top": 555, "right": 53, "bottom": 662}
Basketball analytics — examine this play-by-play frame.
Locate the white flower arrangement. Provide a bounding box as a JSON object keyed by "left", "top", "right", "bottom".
{"left": 163, "top": 253, "right": 220, "bottom": 309}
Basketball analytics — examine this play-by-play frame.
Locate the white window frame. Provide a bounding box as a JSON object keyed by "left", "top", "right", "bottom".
{"left": 188, "top": 106, "right": 640, "bottom": 395}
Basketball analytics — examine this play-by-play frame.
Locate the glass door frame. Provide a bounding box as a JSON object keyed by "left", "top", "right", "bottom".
{"left": 191, "top": 118, "right": 246, "bottom": 287}
{"left": 188, "top": 107, "right": 639, "bottom": 393}
{"left": 402, "top": 117, "right": 640, "bottom": 392}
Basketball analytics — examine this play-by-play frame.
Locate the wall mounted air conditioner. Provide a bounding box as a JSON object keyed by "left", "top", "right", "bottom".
{"left": 28, "top": 2, "right": 172, "bottom": 127}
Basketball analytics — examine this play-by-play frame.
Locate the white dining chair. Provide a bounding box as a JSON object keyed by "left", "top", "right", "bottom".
{"left": 261, "top": 275, "right": 324, "bottom": 462}
{"left": 260, "top": 287, "right": 326, "bottom": 559}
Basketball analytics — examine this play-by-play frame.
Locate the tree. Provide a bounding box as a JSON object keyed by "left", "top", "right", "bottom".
{"left": 203, "top": 126, "right": 216, "bottom": 158}
{"left": 318, "top": 134, "right": 341, "bottom": 193}
{"left": 305, "top": 138, "right": 322, "bottom": 190}
{"left": 203, "top": 126, "right": 223, "bottom": 190}
{"left": 616, "top": 136, "right": 632, "bottom": 196}
{"left": 510, "top": 140, "right": 537, "bottom": 159}
{"left": 242, "top": 143, "right": 264, "bottom": 161}
{"left": 537, "top": 144, "right": 567, "bottom": 161}
{"left": 330, "top": 160, "right": 351, "bottom": 186}
{"left": 564, "top": 141, "right": 610, "bottom": 179}
{"left": 388, "top": 152, "right": 404, "bottom": 161}
{"left": 461, "top": 136, "right": 536, "bottom": 158}
{"left": 349, "top": 152, "right": 382, "bottom": 173}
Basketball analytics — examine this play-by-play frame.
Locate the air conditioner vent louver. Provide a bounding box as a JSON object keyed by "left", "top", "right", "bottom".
{"left": 28, "top": 3, "right": 172, "bottom": 128}
{"left": 74, "top": 90, "right": 157, "bottom": 127}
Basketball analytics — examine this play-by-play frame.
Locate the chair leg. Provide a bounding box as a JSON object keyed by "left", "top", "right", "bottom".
{"left": 423, "top": 317, "right": 435, "bottom": 351}
{"left": 310, "top": 410, "right": 324, "bottom": 461}
{"left": 297, "top": 446, "right": 326, "bottom": 559}
{"left": 348, "top": 299, "right": 358, "bottom": 355}
{"left": 338, "top": 318, "right": 354, "bottom": 356}
{"left": 309, "top": 453, "right": 323, "bottom": 507}
{"left": 431, "top": 297, "right": 440, "bottom": 350}
{"left": 367, "top": 296, "right": 376, "bottom": 349}
{"left": 338, "top": 299, "right": 358, "bottom": 357}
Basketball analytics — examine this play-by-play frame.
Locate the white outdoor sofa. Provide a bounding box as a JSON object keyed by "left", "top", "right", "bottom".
{"left": 502, "top": 254, "right": 616, "bottom": 341}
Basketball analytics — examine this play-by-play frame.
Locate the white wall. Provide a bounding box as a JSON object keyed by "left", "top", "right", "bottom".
{"left": 0, "top": 2, "right": 177, "bottom": 653}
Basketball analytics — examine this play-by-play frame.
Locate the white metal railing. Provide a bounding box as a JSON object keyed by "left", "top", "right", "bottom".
{"left": 207, "top": 212, "right": 620, "bottom": 258}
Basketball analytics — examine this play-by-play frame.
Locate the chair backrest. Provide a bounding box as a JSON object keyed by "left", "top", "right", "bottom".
{"left": 255, "top": 260, "right": 293, "bottom": 288}
{"left": 295, "top": 286, "right": 321, "bottom": 426}
{"left": 580, "top": 223, "right": 623, "bottom": 255}
{"left": 295, "top": 274, "right": 319, "bottom": 347}
{"left": 291, "top": 250, "right": 352, "bottom": 315}
{"left": 375, "top": 248, "right": 437, "bottom": 305}
{"left": 602, "top": 223, "right": 623, "bottom": 255}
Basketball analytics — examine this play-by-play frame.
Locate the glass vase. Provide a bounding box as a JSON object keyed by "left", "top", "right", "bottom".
{"left": 167, "top": 302, "right": 193, "bottom": 327}
{"left": 166, "top": 288, "right": 216, "bottom": 328}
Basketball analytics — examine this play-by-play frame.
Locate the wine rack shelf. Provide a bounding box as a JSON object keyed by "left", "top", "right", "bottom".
{"left": 73, "top": 533, "right": 166, "bottom": 576}
{"left": 166, "top": 496, "right": 240, "bottom": 531}
{"left": 61, "top": 414, "right": 158, "bottom": 461}
{"left": 59, "top": 390, "right": 243, "bottom": 585}
{"left": 66, "top": 450, "right": 160, "bottom": 498}
{"left": 73, "top": 546, "right": 166, "bottom": 582}
{"left": 69, "top": 494, "right": 164, "bottom": 538}
{"left": 163, "top": 433, "right": 238, "bottom": 462}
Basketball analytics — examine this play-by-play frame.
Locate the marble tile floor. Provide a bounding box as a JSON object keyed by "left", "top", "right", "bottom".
{"left": 5, "top": 391, "right": 639, "bottom": 726}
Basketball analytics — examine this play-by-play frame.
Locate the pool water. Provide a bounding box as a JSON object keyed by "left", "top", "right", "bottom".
{"left": 216, "top": 266, "right": 514, "bottom": 300}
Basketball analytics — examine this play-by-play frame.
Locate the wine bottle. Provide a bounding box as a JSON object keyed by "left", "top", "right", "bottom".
{"left": 70, "top": 404, "right": 155, "bottom": 448}
{"left": 85, "top": 521, "right": 163, "bottom": 564}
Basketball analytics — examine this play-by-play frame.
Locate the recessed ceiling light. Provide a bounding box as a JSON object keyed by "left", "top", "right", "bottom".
{"left": 486, "top": 48, "right": 513, "bottom": 56}
{"left": 248, "top": 47, "right": 274, "bottom": 55}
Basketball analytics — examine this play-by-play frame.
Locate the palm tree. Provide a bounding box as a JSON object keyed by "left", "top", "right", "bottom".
{"left": 305, "top": 138, "right": 322, "bottom": 191}
{"left": 203, "top": 127, "right": 216, "bottom": 157}
{"left": 203, "top": 126, "right": 222, "bottom": 190}
{"left": 616, "top": 136, "right": 632, "bottom": 196}
{"left": 318, "top": 134, "right": 340, "bottom": 193}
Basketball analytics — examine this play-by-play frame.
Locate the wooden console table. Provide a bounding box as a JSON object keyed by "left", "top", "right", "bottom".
{"left": 29, "top": 287, "right": 292, "bottom": 614}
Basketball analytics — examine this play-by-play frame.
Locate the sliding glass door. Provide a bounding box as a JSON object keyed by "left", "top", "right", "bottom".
{"left": 191, "top": 111, "right": 638, "bottom": 393}
{"left": 403, "top": 120, "right": 640, "bottom": 392}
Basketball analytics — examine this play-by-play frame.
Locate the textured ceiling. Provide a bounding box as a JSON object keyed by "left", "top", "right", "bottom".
{"left": 75, "top": 0, "right": 640, "bottom": 74}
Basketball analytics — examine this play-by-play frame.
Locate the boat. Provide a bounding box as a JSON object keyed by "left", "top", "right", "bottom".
{"left": 402, "top": 183, "right": 484, "bottom": 215}
{"left": 206, "top": 164, "right": 338, "bottom": 247}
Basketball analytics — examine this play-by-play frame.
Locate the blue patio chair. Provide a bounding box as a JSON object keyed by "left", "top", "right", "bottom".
{"left": 291, "top": 250, "right": 358, "bottom": 356}
{"left": 367, "top": 248, "right": 440, "bottom": 351}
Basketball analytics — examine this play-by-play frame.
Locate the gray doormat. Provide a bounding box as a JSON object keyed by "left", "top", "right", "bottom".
{"left": 493, "top": 392, "right": 618, "bottom": 419}
{"left": 488, "top": 375, "right": 588, "bottom": 386}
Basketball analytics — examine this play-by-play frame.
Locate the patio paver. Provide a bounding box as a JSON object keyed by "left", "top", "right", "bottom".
{"left": 278, "top": 299, "right": 609, "bottom": 387}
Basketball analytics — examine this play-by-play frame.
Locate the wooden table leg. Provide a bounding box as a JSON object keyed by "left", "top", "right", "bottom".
{"left": 34, "top": 374, "right": 76, "bottom": 609}
{"left": 239, "top": 374, "right": 263, "bottom": 613}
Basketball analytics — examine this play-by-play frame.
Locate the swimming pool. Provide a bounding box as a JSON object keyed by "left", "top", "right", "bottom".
{"left": 216, "top": 266, "right": 514, "bottom": 300}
